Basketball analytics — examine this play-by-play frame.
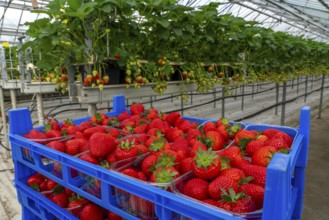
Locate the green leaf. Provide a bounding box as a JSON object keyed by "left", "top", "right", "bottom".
{"left": 157, "top": 19, "right": 170, "bottom": 28}
{"left": 173, "top": 28, "right": 182, "bottom": 36}
{"left": 68, "top": 0, "right": 82, "bottom": 11}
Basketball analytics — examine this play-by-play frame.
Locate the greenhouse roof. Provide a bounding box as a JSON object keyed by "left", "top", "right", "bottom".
{"left": 1, "top": 0, "right": 329, "bottom": 45}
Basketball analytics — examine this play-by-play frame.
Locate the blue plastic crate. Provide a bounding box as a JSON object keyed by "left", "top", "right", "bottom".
{"left": 8, "top": 94, "right": 310, "bottom": 220}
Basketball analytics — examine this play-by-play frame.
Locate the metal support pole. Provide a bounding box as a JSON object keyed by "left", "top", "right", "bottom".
{"left": 126, "top": 99, "right": 129, "bottom": 106}
{"left": 297, "top": 76, "right": 299, "bottom": 94}
{"left": 36, "top": 93, "right": 45, "bottom": 126}
{"left": 252, "top": 84, "right": 254, "bottom": 99}
{"left": 241, "top": 85, "right": 245, "bottom": 111}
{"left": 171, "top": 94, "right": 173, "bottom": 103}
{"left": 88, "top": 104, "right": 97, "bottom": 116}
{"left": 235, "top": 86, "right": 237, "bottom": 100}
{"left": 10, "top": 89, "right": 17, "bottom": 109}
{"left": 318, "top": 75, "right": 325, "bottom": 119}
{"left": 222, "top": 87, "right": 225, "bottom": 118}
{"left": 150, "top": 96, "right": 153, "bottom": 108}
{"left": 311, "top": 76, "right": 313, "bottom": 90}
{"left": 0, "top": 87, "right": 9, "bottom": 150}
{"left": 304, "top": 76, "right": 308, "bottom": 102}
{"left": 275, "top": 83, "right": 279, "bottom": 115}
{"left": 190, "top": 92, "right": 193, "bottom": 105}
{"left": 213, "top": 88, "right": 216, "bottom": 108}
{"left": 291, "top": 79, "right": 294, "bottom": 90}
{"left": 281, "top": 82, "right": 287, "bottom": 126}
{"left": 180, "top": 94, "right": 184, "bottom": 116}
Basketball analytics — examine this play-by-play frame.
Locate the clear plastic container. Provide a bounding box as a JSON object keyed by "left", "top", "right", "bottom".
{"left": 172, "top": 171, "right": 263, "bottom": 220}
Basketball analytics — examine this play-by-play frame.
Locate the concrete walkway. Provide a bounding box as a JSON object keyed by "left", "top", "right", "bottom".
{"left": 302, "top": 106, "right": 329, "bottom": 220}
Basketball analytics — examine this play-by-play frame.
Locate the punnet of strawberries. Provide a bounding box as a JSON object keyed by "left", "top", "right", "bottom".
{"left": 22, "top": 103, "right": 295, "bottom": 217}
{"left": 26, "top": 172, "right": 124, "bottom": 220}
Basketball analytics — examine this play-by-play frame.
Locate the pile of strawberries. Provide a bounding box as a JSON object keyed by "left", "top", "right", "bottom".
{"left": 22, "top": 102, "right": 294, "bottom": 217}
{"left": 177, "top": 127, "right": 293, "bottom": 215}
{"left": 26, "top": 172, "right": 123, "bottom": 220}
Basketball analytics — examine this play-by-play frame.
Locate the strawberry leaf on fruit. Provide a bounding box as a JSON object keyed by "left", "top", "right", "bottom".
{"left": 238, "top": 138, "right": 252, "bottom": 151}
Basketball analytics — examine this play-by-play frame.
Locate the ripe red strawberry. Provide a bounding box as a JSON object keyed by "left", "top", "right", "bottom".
{"left": 102, "top": 117, "right": 119, "bottom": 126}
{"left": 234, "top": 130, "right": 257, "bottom": 148}
{"left": 47, "top": 141, "right": 65, "bottom": 152}
{"left": 79, "top": 153, "right": 99, "bottom": 164}
{"left": 165, "top": 112, "right": 181, "bottom": 126}
{"left": 114, "top": 140, "right": 139, "bottom": 161}
{"left": 203, "top": 199, "right": 219, "bottom": 207}
{"left": 217, "top": 126, "right": 230, "bottom": 142}
{"left": 89, "top": 133, "right": 116, "bottom": 158}
{"left": 107, "top": 211, "right": 122, "bottom": 220}
{"left": 134, "top": 124, "right": 148, "bottom": 134}
{"left": 121, "top": 168, "right": 139, "bottom": 179}
{"left": 203, "top": 131, "right": 225, "bottom": 151}
{"left": 141, "top": 154, "right": 158, "bottom": 176}
{"left": 240, "top": 183, "right": 265, "bottom": 209}
{"left": 135, "top": 144, "right": 148, "bottom": 155}
{"left": 51, "top": 192, "right": 69, "bottom": 208}
{"left": 262, "top": 128, "right": 280, "bottom": 139}
{"left": 203, "top": 121, "right": 217, "bottom": 132}
{"left": 179, "top": 120, "right": 196, "bottom": 133}
{"left": 148, "top": 139, "right": 170, "bottom": 155}
{"left": 83, "top": 126, "right": 106, "bottom": 138}
{"left": 186, "top": 129, "right": 202, "bottom": 146}
{"left": 90, "top": 113, "right": 108, "bottom": 125}
{"left": 74, "top": 131, "right": 88, "bottom": 140}
{"left": 106, "top": 127, "right": 121, "bottom": 138}
{"left": 65, "top": 139, "right": 81, "bottom": 156}
{"left": 39, "top": 181, "right": 48, "bottom": 192}
{"left": 171, "top": 136, "right": 189, "bottom": 154}
{"left": 149, "top": 118, "right": 165, "bottom": 132}
{"left": 217, "top": 146, "right": 242, "bottom": 161}
{"left": 130, "top": 103, "right": 145, "bottom": 115}
{"left": 106, "top": 152, "right": 117, "bottom": 164}
{"left": 219, "top": 168, "right": 245, "bottom": 184}
{"left": 118, "top": 111, "right": 131, "bottom": 122}
{"left": 165, "top": 127, "right": 184, "bottom": 142}
{"left": 66, "top": 126, "right": 80, "bottom": 135}
{"left": 150, "top": 166, "right": 180, "bottom": 183}
{"left": 62, "top": 119, "right": 74, "bottom": 128}
{"left": 183, "top": 178, "right": 209, "bottom": 200}
{"left": 46, "top": 179, "right": 58, "bottom": 190}
{"left": 245, "top": 140, "right": 264, "bottom": 156}
{"left": 208, "top": 176, "right": 239, "bottom": 200}
{"left": 272, "top": 132, "right": 293, "bottom": 146}
{"left": 216, "top": 118, "right": 230, "bottom": 128}
{"left": 231, "top": 197, "right": 256, "bottom": 213}
{"left": 256, "top": 134, "right": 268, "bottom": 143}
{"left": 180, "top": 157, "right": 193, "bottom": 174}
{"left": 45, "top": 120, "right": 61, "bottom": 131}
{"left": 24, "top": 129, "right": 48, "bottom": 140}
{"left": 191, "top": 148, "right": 221, "bottom": 180}
{"left": 80, "top": 203, "right": 103, "bottom": 220}
{"left": 78, "top": 121, "right": 93, "bottom": 131}
{"left": 67, "top": 196, "right": 87, "bottom": 217}
{"left": 265, "top": 138, "right": 290, "bottom": 151}
{"left": 174, "top": 117, "right": 185, "bottom": 128}
{"left": 252, "top": 146, "right": 277, "bottom": 166}
{"left": 45, "top": 129, "right": 62, "bottom": 138}
{"left": 190, "top": 140, "right": 207, "bottom": 157}
{"left": 137, "top": 134, "right": 149, "bottom": 144}
{"left": 27, "top": 173, "right": 45, "bottom": 191}
{"left": 231, "top": 156, "right": 250, "bottom": 169}
{"left": 242, "top": 164, "right": 266, "bottom": 187}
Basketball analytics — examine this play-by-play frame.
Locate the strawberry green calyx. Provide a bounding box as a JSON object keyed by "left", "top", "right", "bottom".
{"left": 44, "top": 124, "right": 52, "bottom": 132}
{"left": 194, "top": 148, "right": 218, "bottom": 169}
{"left": 64, "top": 119, "right": 73, "bottom": 125}
{"left": 119, "top": 140, "right": 134, "bottom": 149}
{"left": 99, "top": 160, "right": 110, "bottom": 169}
{"left": 238, "top": 176, "right": 254, "bottom": 186}
{"left": 238, "top": 138, "right": 252, "bottom": 151}
{"left": 229, "top": 124, "right": 242, "bottom": 135}
{"left": 61, "top": 129, "right": 68, "bottom": 136}
{"left": 197, "top": 136, "right": 214, "bottom": 148}
{"left": 153, "top": 168, "right": 178, "bottom": 183}
{"left": 278, "top": 148, "right": 290, "bottom": 154}
{"left": 108, "top": 117, "right": 119, "bottom": 126}
{"left": 149, "top": 140, "right": 166, "bottom": 152}
{"left": 220, "top": 157, "right": 231, "bottom": 170}
{"left": 94, "top": 113, "right": 103, "bottom": 123}
{"left": 220, "top": 188, "right": 248, "bottom": 203}
{"left": 155, "top": 153, "right": 177, "bottom": 169}
{"left": 29, "top": 184, "right": 40, "bottom": 192}
{"left": 221, "top": 118, "right": 230, "bottom": 126}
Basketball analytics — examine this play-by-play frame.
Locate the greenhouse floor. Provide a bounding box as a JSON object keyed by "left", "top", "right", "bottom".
{"left": 0, "top": 106, "right": 329, "bottom": 219}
